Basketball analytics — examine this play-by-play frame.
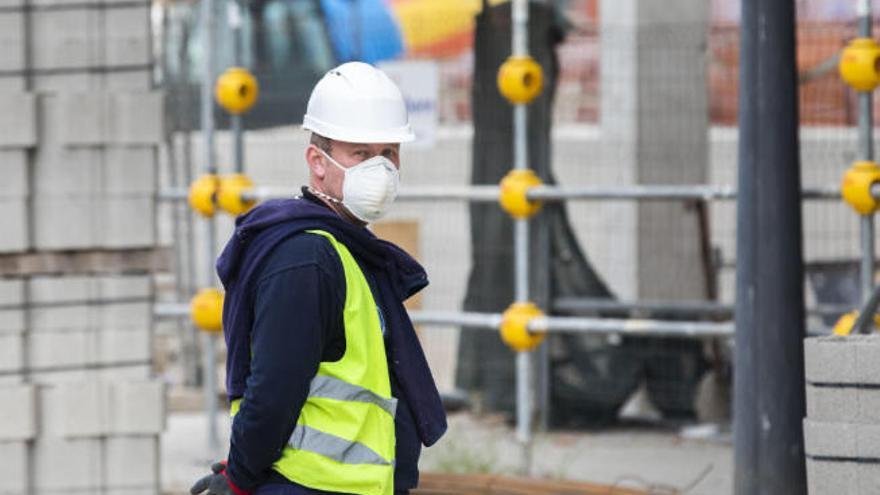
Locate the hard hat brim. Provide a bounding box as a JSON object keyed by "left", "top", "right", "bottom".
{"left": 303, "top": 115, "right": 416, "bottom": 144}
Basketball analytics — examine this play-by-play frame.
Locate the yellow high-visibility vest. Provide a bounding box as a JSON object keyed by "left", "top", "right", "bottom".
{"left": 231, "top": 229, "right": 396, "bottom": 495}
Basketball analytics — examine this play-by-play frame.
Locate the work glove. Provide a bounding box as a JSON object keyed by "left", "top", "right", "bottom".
{"left": 190, "top": 461, "right": 252, "bottom": 495}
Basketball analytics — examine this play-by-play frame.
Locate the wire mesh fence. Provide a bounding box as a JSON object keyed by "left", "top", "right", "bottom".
{"left": 156, "top": 0, "right": 877, "bottom": 431}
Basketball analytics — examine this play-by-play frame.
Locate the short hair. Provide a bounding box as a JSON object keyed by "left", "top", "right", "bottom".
{"left": 310, "top": 133, "right": 333, "bottom": 153}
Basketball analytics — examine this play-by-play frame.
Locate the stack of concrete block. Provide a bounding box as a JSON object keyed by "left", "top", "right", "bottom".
{"left": 34, "top": 91, "right": 162, "bottom": 249}
{"left": 0, "top": 274, "right": 164, "bottom": 494}
{"left": 804, "top": 335, "right": 880, "bottom": 493}
{"left": 1, "top": 380, "right": 164, "bottom": 495}
{"left": 0, "top": 0, "right": 163, "bottom": 252}
{"left": 0, "top": 0, "right": 166, "bottom": 493}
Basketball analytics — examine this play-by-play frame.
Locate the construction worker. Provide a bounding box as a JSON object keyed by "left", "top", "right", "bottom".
{"left": 190, "top": 62, "right": 447, "bottom": 495}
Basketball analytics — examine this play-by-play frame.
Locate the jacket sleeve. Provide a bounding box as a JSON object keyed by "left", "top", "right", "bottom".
{"left": 225, "top": 261, "right": 342, "bottom": 490}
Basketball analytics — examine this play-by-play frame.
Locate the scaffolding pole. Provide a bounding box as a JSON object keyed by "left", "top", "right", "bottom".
{"left": 858, "top": 0, "right": 876, "bottom": 314}
{"left": 158, "top": 183, "right": 844, "bottom": 203}
{"left": 509, "top": 0, "right": 535, "bottom": 475}
{"left": 229, "top": 0, "right": 244, "bottom": 175}
{"left": 734, "top": 0, "right": 806, "bottom": 491}
{"left": 199, "top": 0, "right": 220, "bottom": 458}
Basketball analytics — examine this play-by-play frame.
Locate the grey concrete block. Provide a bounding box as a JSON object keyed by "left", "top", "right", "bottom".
{"left": 30, "top": 73, "right": 95, "bottom": 93}
{"left": 31, "top": 437, "right": 103, "bottom": 492}
{"left": 28, "top": 275, "right": 97, "bottom": 304}
{"left": 99, "top": 328, "right": 150, "bottom": 365}
{"left": 58, "top": 92, "right": 163, "bottom": 146}
{"left": 0, "top": 278, "right": 24, "bottom": 306}
{"left": 32, "top": 195, "right": 97, "bottom": 249}
{"left": 29, "top": 305, "right": 91, "bottom": 332}
{"left": 28, "top": 369, "right": 92, "bottom": 385}
{"left": 99, "top": 302, "right": 151, "bottom": 330}
{"left": 28, "top": 330, "right": 96, "bottom": 369}
{"left": 104, "top": 70, "right": 153, "bottom": 91}
{"left": 0, "top": 77, "right": 25, "bottom": 92}
{"left": 0, "top": 308, "right": 25, "bottom": 333}
{"left": 0, "top": 13, "right": 25, "bottom": 73}
{"left": 105, "top": 436, "right": 159, "bottom": 489}
{"left": 805, "top": 335, "right": 880, "bottom": 385}
{"left": 104, "top": 6, "right": 151, "bottom": 67}
{"left": 807, "top": 384, "right": 880, "bottom": 424}
{"left": 111, "top": 92, "right": 164, "bottom": 145}
{"left": 804, "top": 419, "right": 880, "bottom": 458}
{"left": 0, "top": 334, "right": 23, "bottom": 373}
{"left": 805, "top": 335, "right": 857, "bottom": 384}
{"left": 29, "top": 10, "right": 98, "bottom": 71}
{"left": 98, "top": 275, "right": 152, "bottom": 299}
{"left": 0, "top": 150, "right": 27, "bottom": 197}
{"left": 30, "top": 71, "right": 152, "bottom": 92}
{"left": 0, "top": 92, "right": 37, "bottom": 148}
{"left": 806, "top": 458, "right": 880, "bottom": 495}
{"left": 54, "top": 381, "right": 163, "bottom": 437}
{"left": 58, "top": 92, "right": 109, "bottom": 146}
{"left": 104, "top": 147, "right": 157, "bottom": 194}
{"left": 0, "top": 198, "right": 28, "bottom": 253}
{"left": 57, "top": 381, "right": 107, "bottom": 437}
{"left": 99, "top": 195, "right": 155, "bottom": 248}
{"left": 0, "top": 441, "right": 28, "bottom": 495}
{"left": 29, "top": 275, "right": 150, "bottom": 304}
{"left": 33, "top": 147, "right": 101, "bottom": 195}
{"left": 0, "top": 385, "right": 35, "bottom": 440}
{"left": 806, "top": 457, "right": 858, "bottom": 495}
{"left": 109, "top": 382, "right": 165, "bottom": 435}
{"left": 96, "top": 365, "right": 151, "bottom": 381}
{"left": 0, "top": 376, "right": 24, "bottom": 387}
{"left": 104, "top": 489, "right": 160, "bottom": 495}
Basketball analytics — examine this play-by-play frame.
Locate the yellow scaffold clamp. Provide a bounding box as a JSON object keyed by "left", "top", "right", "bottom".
{"left": 215, "top": 67, "right": 260, "bottom": 115}
{"left": 839, "top": 38, "right": 880, "bottom": 92}
{"left": 218, "top": 174, "right": 257, "bottom": 216}
{"left": 832, "top": 310, "right": 880, "bottom": 336}
{"left": 841, "top": 161, "right": 880, "bottom": 215}
{"left": 499, "top": 169, "right": 544, "bottom": 219}
{"left": 188, "top": 174, "right": 220, "bottom": 217}
{"left": 190, "top": 288, "right": 224, "bottom": 333}
{"left": 500, "top": 302, "right": 546, "bottom": 352}
{"left": 497, "top": 56, "right": 544, "bottom": 105}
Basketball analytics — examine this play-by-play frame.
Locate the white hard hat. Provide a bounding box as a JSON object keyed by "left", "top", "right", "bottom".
{"left": 303, "top": 62, "right": 415, "bottom": 144}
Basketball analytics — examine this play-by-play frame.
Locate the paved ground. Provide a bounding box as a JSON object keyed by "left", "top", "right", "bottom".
{"left": 162, "top": 412, "right": 732, "bottom": 495}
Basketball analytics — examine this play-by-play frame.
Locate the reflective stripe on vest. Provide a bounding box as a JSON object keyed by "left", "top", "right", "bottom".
{"left": 308, "top": 375, "right": 398, "bottom": 418}
{"left": 287, "top": 424, "right": 393, "bottom": 466}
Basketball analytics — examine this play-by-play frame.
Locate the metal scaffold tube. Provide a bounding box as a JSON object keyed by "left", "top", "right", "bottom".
{"left": 858, "top": 0, "right": 876, "bottom": 309}
{"left": 199, "top": 0, "right": 220, "bottom": 458}
{"left": 159, "top": 183, "right": 844, "bottom": 203}
{"left": 509, "top": 0, "right": 534, "bottom": 474}
{"left": 230, "top": 0, "right": 244, "bottom": 175}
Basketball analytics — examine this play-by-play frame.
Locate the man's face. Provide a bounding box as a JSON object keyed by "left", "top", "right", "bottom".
{"left": 307, "top": 140, "right": 401, "bottom": 201}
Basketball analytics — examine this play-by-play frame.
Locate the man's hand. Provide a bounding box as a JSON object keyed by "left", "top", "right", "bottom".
{"left": 190, "top": 461, "right": 252, "bottom": 495}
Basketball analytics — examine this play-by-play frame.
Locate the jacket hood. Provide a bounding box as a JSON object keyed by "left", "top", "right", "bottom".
{"left": 216, "top": 196, "right": 427, "bottom": 302}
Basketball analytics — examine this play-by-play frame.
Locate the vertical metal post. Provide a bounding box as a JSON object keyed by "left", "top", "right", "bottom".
{"left": 230, "top": 0, "right": 245, "bottom": 174}
{"left": 511, "top": 0, "right": 533, "bottom": 476}
{"left": 200, "top": 0, "right": 220, "bottom": 458}
{"left": 734, "top": 0, "right": 806, "bottom": 492}
{"left": 858, "top": 0, "right": 875, "bottom": 304}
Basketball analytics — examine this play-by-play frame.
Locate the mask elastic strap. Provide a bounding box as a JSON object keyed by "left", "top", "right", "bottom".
{"left": 318, "top": 148, "right": 348, "bottom": 172}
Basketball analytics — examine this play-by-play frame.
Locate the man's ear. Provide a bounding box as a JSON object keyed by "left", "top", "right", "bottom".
{"left": 305, "top": 145, "right": 326, "bottom": 180}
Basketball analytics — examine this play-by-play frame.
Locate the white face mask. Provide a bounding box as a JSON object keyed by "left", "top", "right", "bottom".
{"left": 319, "top": 148, "right": 400, "bottom": 223}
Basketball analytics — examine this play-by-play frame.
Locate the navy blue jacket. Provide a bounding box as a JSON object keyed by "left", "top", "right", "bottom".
{"left": 215, "top": 190, "right": 447, "bottom": 493}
